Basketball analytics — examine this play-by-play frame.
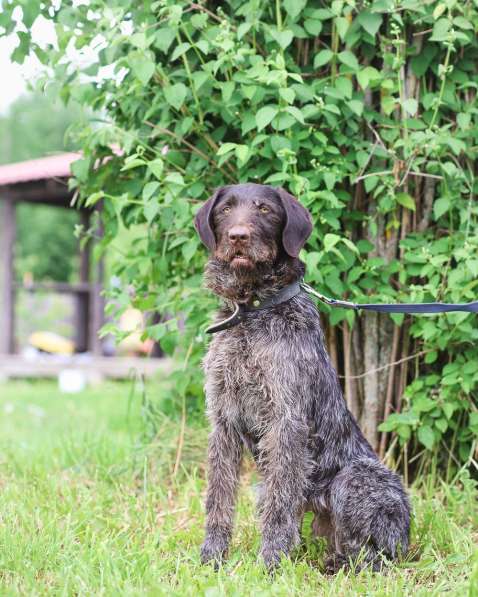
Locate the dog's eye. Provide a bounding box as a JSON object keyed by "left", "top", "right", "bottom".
{"left": 222, "top": 206, "right": 231, "bottom": 214}
{"left": 259, "top": 205, "right": 270, "bottom": 214}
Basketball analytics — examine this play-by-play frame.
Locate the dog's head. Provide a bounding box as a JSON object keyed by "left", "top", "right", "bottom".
{"left": 194, "top": 184, "right": 312, "bottom": 271}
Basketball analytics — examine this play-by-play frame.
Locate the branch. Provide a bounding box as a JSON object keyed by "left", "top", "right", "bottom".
{"left": 145, "top": 122, "right": 236, "bottom": 183}
{"left": 338, "top": 348, "right": 434, "bottom": 380}
{"left": 354, "top": 170, "right": 392, "bottom": 184}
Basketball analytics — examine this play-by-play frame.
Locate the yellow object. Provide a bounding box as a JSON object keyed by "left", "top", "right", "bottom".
{"left": 29, "top": 331, "right": 75, "bottom": 355}
{"left": 118, "top": 308, "right": 152, "bottom": 355}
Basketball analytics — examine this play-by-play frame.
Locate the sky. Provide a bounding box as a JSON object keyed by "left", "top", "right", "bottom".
{"left": 0, "top": 9, "right": 127, "bottom": 115}
{"left": 0, "top": 14, "right": 56, "bottom": 114}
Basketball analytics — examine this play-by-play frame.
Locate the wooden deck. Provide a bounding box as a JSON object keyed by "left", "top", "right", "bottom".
{"left": 0, "top": 354, "right": 173, "bottom": 381}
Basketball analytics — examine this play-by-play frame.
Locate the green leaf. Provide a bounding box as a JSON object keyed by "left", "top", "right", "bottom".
{"left": 357, "top": 11, "right": 382, "bottom": 37}
{"left": 334, "top": 16, "right": 350, "bottom": 41}
{"left": 237, "top": 22, "right": 252, "bottom": 39}
{"left": 338, "top": 50, "right": 359, "bottom": 71}
{"left": 357, "top": 66, "right": 380, "bottom": 89}
{"left": 364, "top": 175, "right": 378, "bottom": 193}
{"left": 402, "top": 98, "right": 418, "bottom": 116}
{"left": 435, "top": 418, "right": 448, "bottom": 433}
{"left": 164, "top": 172, "right": 185, "bottom": 187}
{"left": 143, "top": 181, "right": 160, "bottom": 202}
{"left": 342, "top": 237, "right": 359, "bottom": 254}
{"left": 147, "top": 158, "right": 164, "bottom": 180}
{"left": 128, "top": 51, "right": 155, "bottom": 85}
{"left": 284, "top": 0, "right": 307, "bottom": 20}
{"left": 164, "top": 83, "right": 187, "bottom": 110}
{"left": 433, "top": 3, "right": 446, "bottom": 19}
{"left": 221, "top": 81, "right": 235, "bottom": 102}
{"left": 323, "top": 172, "right": 336, "bottom": 190}
{"left": 335, "top": 77, "right": 352, "bottom": 99}
{"left": 130, "top": 32, "right": 148, "bottom": 50}
{"left": 273, "top": 112, "right": 296, "bottom": 131}
{"left": 195, "top": 40, "right": 209, "bottom": 54}
{"left": 270, "top": 29, "right": 294, "bottom": 49}
{"left": 144, "top": 198, "right": 160, "bottom": 224}
{"left": 256, "top": 106, "right": 279, "bottom": 131}
{"left": 443, "top": 402, "right": 455, "bottom": 420}
{"left": 454, "top": 16, "right": 474, "bottom": 30}
{"left": 155, "top": 28, "right": 176, "bottom": 53}
{"left": 71, "top": 158, "right": 90, "bottom": 182}
{"left": 381, "top": 95, "right": 396, "bottom": 115}
{"left": 120, "top": 158, "right": 145, "bottom": 172}
{"left": 457, "top": 113, "right": 471, "bottom": 130}
{"left": 304, "top": 19, "right": 322, "bottom": 36}
{"left": 390, "top": 313, "right": 405, "bottom": 326}
{"left": 285, "top": 106, "right": 305, "bottom": 124}
{"left": 396, "top": 192, "right": 416, "bottom": 211}
{"left": 323, "top": 233, "right": 341, "bottom": 251}
{"left": 217, "top": 143, "right": 237, "bottom": 156}
{"left": 85, "top": 191, "right": 104, "bottom": 207}
{"left": 446, "top": 137, "right": 466, "bottom": 155}
{"left": 324, "top": 103, "right": 341, "bottom": 115}
{"left": 235, "top": 144, "right": 250, "bottom": 165}
{"left": 413, "top": 396, "right": 436, "bottom": 413}
{"left": 192, "top": 71, "right": 209, "bottom": 90}
{"left": 429, "top": 18, "right": 451, "bottom": 42}
{"left": 279, "top": 87, "right": 295, "bottom": 103}
{"left": 190, "top": 12, "right": 207, "bottom": 29}
{"left": 11, "top": 31, "right": 30, "bottom": 64}
{"left": 434, "top": 197, "right": 450, "bottom": 220}
{"left": 410, "top": 45, "right": 437, "bottom": 77}
{"left": 171, "top": 42, "right": 190, "bottom": 61}
{"left": 357, "top": 239, "right": 374, "bottom": 253}
{"left": 469, "top": 412, "right": 478, "bottom": 435}
{"left": 182, "top": 239, "right": 199, "bottom": 262}
{"left": 314, "top": 49, "right": 334, "bottom": 68}
{"left": 348, "top": 99, "right": 363, "bottom": 116}
{"left": 418, "top": 425, "right": 435, "bottom": 450}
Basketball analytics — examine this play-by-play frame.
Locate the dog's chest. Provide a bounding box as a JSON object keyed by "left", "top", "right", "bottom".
{"left": 205, "top": 325, "right": 275, "bottom": 434}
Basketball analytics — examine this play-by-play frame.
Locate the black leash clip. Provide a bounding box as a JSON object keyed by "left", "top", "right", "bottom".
{"left": 300, "top": 282, "right": 358, "bottom": 310}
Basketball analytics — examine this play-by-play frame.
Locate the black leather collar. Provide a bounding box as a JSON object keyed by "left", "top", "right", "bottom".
{"left": 206, "top": 280, "right": 302, "bottom": 334}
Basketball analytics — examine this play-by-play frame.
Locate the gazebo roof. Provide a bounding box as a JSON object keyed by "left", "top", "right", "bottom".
{"left": 0, "top": 153, "right": 80, "bottom": 186}
{"left": 0, "top": 152, "right": 81, "bottom": 207}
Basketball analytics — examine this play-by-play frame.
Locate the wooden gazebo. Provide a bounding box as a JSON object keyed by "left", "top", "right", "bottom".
{"left": 0, "top": 153, "right": 169, "bottom": 380}
{"left": 0, "top": 153, "right": 103, "bottom": 356}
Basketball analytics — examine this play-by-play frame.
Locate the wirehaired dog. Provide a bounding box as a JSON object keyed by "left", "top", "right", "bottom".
{"left": 194, "top": 183, "right": 410, "bottom": 571}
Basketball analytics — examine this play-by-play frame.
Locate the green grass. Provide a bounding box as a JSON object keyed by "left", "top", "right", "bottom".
{"left": 0, "top": 379, "right": 476, "bottom": 596}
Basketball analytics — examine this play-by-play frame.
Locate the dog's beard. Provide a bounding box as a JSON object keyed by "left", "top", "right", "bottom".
{"left": 214, "top": 239, "right": 276, "bottom": 272}
{"left": 204, "top": 254, "right": 305, "bottom": 303}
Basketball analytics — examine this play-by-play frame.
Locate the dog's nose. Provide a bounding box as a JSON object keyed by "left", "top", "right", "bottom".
{"left": 228, "top": 226, "right": 250, "bottom": 243}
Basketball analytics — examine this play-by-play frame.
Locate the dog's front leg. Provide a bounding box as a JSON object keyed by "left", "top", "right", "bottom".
{"left": 201, "top": 421, "right": 242, "bottom": 565}
{"left": 258, "top": 417, "right": 309, "bottom": 569}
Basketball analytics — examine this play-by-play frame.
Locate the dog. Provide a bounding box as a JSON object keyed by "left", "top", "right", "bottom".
{"left": 194, "top": 183, "right": 410, "bottom": 571}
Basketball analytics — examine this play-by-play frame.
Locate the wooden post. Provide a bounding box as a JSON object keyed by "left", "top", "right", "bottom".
{"left": 0, "top": 198, "right": 16, "bottom": 354}
{"left": 75, "top": 210, "right": 90, "bottom": 352}
{"left": 89, "top": 209, "right": 104, "bottom": 356}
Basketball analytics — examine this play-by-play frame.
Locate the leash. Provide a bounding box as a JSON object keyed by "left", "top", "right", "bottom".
{"left": 206, "top": 279, "right": 478, "bottom": 334}
{"left": 300, "top": 281, "right": 478, "bottom": 314}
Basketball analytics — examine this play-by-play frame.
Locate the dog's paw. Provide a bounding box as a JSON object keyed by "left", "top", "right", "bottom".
{"left": 324, "top": 553, "right": 342, "bottom": 575}
{"left": 260, "top": 524, "right": 300, "bottom": 570}
{"left": 200, "top": 535, "right": 228, "bottom": 567}
{"left": 260, "top": 545, "right": 284, "bottom": 571}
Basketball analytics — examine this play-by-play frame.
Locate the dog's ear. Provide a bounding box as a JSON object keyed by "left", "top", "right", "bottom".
{"left": 275, "top": 188, "right": 313, "bottom": 257}
{"left": 194, "top": 187, "right": 226, "bottom": 251}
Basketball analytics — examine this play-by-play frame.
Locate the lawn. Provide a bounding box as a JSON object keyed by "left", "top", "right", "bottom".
{"left": 0, "top": 379, "right": 476, "bottom": 596}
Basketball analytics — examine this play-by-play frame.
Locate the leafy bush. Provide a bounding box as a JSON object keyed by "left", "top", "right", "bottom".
{"left": 4, "top": 0, "right": 478, "bottom": 474}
